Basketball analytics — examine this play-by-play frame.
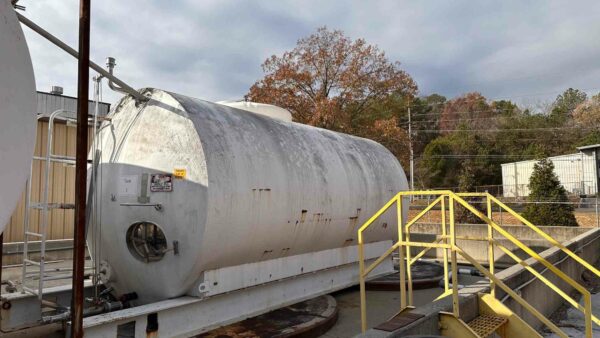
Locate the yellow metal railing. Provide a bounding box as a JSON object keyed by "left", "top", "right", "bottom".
{"left": 357, "top": 190, "right": 599, "bottom": 338}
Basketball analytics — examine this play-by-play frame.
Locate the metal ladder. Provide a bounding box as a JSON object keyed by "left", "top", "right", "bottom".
{"left": 21, "top": 109, "right": 78, "bottom": 299}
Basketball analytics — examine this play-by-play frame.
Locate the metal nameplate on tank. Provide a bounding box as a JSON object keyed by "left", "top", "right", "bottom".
{"left": 150, "top": 174, "right": 173, "bottom": 192}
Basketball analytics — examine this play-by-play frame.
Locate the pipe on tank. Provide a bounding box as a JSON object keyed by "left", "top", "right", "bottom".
{"left": 105, "top": 57, "right": 131, "bottom": 97}
{"left": 15, "top": 12, "right": 148, "bottom": 103}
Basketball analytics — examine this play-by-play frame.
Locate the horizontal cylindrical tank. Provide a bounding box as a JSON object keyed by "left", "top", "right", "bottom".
{"left": 0, "top": 0, "right": 37, "bottom": 232}
{"left": 92, "top": 88, "right": 408, "bottom": 303}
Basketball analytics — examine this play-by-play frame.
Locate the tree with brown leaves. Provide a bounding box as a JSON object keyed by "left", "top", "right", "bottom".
{"left": 438, "top": 92, "right": 496, "bottom": 133}
{"left": 246, "top": 27, "right": 417, "bottom": 133}
{"left": 573, "top": 93, "right": 600, "bottom": 128}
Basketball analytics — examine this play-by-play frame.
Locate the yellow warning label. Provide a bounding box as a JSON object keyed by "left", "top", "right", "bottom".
{"left": 173, "top": 168, "right": 187, "bottom": 179}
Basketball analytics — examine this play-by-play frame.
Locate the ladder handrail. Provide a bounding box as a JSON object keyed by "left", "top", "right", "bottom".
{"left": 22, "top": 109, "right": 76, "bottom": 300}
{"left": 357, "top": 190, "right": 596, "bottom": 338}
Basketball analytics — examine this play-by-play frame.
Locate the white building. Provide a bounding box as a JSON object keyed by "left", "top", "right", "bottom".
{"left": 501, "top": 144, "right": 600, "bottom": 197}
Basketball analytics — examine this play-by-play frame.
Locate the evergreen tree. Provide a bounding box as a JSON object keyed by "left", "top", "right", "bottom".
{"left": 456, "top": 161, "right": 485, "bottom": 224}
{"left": 523, "top": 159, "right": 578, "bottom": 227}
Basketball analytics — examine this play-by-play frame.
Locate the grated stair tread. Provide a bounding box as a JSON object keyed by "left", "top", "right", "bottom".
{"left": 467, "top": 314, "right": 507, "bottom": 337}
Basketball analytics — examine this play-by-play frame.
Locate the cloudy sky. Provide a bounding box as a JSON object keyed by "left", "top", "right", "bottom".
{"left": 18, "top": 0, "right": 600, "bottom": 107}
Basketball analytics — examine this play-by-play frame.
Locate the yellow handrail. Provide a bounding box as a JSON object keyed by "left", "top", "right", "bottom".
{"left": 455, "top": 247, "right": 568, "bottom": 338}
{"left": 451, "top": 193, "right": 589, "bottom": 296}
{"left": 494, "top": 241, "right": 600, "bottom": 326}
{"left": 357, "top": 190, "right": 596, "bottom": 338}
{"left": 456, "top": 191, "right": 600, "bottom": 278}
{"left": 405, "top": 195, "right": 443, "bottom": 229}
{"left": 488, "top": 194, "right": 600, "bottom": 277}
{"left": 451, "top": 192, "right": 593, "bottom": 337}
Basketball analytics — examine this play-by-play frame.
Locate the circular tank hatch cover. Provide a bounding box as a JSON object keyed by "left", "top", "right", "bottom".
{"left": 0, "top": 1, "right": 37, "bottom": 233}
{"left": 126, "top": 222, "right": 169, "bottom": 263}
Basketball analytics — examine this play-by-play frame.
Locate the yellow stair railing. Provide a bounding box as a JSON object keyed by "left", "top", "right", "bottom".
{"left": 358, "top": 190, "right": 599, "bottom": 338}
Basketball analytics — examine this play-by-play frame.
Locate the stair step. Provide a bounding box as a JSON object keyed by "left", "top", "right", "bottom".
{"left": 467, "top": 314, "right": 507, "bottom": 337}
{"left": 374, "top": 311, "right": 424, "bottom": 332}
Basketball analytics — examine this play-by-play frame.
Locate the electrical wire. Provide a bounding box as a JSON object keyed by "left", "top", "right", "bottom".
{"left": 410, "top": 126, "right": 597, "bottom": 133}
{"left": 405, "top": 86, "right": 600, "bottom": 110}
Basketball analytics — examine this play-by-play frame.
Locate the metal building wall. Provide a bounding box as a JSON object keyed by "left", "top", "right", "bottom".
{"left": 37, "top": 91, "right": 110, "bottom": 116}
{"left": 2, "top": 92, "right": 108, "bottom": 243}
{"left": 501, "top": 152, "right": 598, "bottom": 197}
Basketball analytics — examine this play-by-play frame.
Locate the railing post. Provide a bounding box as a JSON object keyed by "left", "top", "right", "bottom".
{"left": 449, "top": 195, "right": 459, "bottom": 318}
{"left": 486, "top": 192, "right": 495, "bottom": 297}
{"left": 406, "top": 197, "right": 413, "bottom": 306}
{"left": 358, "top": 230, "right": 367, "bottom": 333}
{"left": 441, "top": 195, "right": 449, "bottom": 292}
{"left": 596, "top": 197, "right": 600, "bottom": 228}
{"left": 398, "top": 195, "right": 407, "bottom": 310}
{"left": 584, "top": 293, "right": 592, "bottom": 338}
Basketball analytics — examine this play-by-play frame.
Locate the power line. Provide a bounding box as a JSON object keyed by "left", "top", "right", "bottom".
{"left": 406, "top": 86, "right": 600, "bottom": 110}
{"left": 400, "top": 115, "right": 506, "bottom": 125}
{"left": 407, "top": 107, "right": 517, "bottom": 117}
{"left": 421, "top": 155, "right": 591, "bottom": 161}
{"left": 412, "top": 126, "right": 596, "bottom": 133}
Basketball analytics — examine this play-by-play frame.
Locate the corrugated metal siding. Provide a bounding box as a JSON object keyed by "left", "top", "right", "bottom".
{"left": 37, "top": 91, "right": 110, "bottom": 116}
{"left": 3, "top": 92, "right": 108, "bottom": 243}
{"left": 501, "top": 152, "right": 599, "bottom": 197}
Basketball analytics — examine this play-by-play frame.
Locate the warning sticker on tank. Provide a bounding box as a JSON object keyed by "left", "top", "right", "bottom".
{"left": 173, "top": 168, "right": 187, "bottom": 179}
{"left": 150, "top": 174, "right": 173, "bottom": 192}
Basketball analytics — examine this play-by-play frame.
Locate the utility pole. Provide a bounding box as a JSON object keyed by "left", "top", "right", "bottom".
{"left": 70, "top": 0, "right": 90, "bottom": 337}
{"left": 408, "top": 103, "right": 415, "bottom": 194}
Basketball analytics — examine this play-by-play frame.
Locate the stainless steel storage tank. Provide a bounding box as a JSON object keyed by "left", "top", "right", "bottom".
{"left": 92, "top": 88, "right": 408, "bottom": 304}
{"left": 0, "top": 0, "right": 36, "bottom": 233}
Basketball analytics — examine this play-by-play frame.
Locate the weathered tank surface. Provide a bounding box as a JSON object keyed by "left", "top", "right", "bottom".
{"left": 91, "top": 88, "right": 408, "bottom": 303}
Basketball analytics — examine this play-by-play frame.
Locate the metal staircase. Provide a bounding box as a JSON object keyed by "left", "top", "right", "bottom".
{"left": 357, "top": 190, "right": 600, "bottom": 338}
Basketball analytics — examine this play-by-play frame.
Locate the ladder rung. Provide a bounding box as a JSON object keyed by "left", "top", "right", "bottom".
{"left": 24, "top": 259, "right": 41, "bottom": 266}
{"left": 33, "top": 155, "right": 76, "bottom": 164}
{"left": 50, "top": 154, "right": 75, "bottom": 160}
{"left": 42, "top": 274, "right": 73, "bottom": 281}
{"left": 22, "top": 286, "right": 39, "bottom": 295}
{"left": 25, "top": 231, "right": 43, "bottom": 238}
{"left": 31, "top": 203, "right": 76, "bottom": 210}
{"left": 32, "top": 155, "right": 92, "bottom": 165}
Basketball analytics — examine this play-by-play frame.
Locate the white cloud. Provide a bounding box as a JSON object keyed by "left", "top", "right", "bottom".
{"left": 17, "top": 0, "right": 600, "bottom": 106}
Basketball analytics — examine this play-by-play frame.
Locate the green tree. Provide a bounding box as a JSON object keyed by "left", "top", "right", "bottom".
{"left": 491, "top": 100, "right": 520, "bottom": 116}
{"left": 410, "top": 94, "right": 446, "bottom": 154}
{"left": 455, "top": 160, "right": 485, "bottom": 224}
{"left": 551, "top": 88, "right": 587, "bottom": 119}
{"left": 522, "top": 159, "right": 578, "bottom": 227}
